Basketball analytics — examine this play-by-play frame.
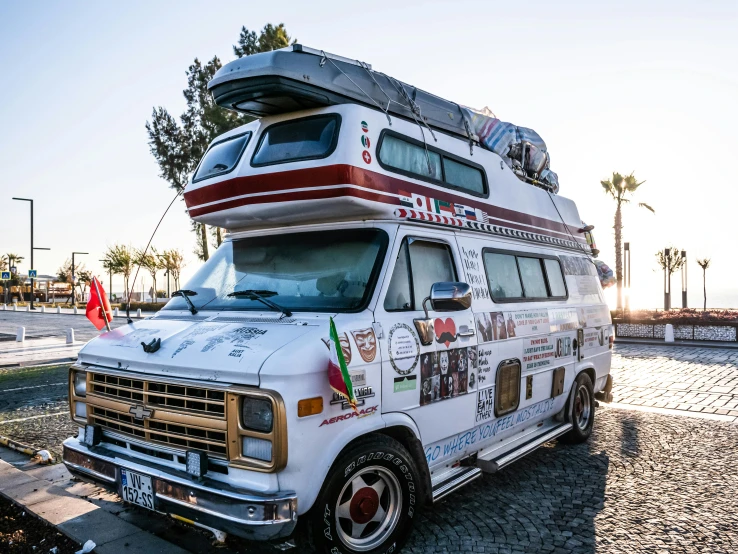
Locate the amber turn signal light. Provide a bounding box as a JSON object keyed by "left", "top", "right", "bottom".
{"left": 297, "top": 397, "right": 323, "bottom": 418}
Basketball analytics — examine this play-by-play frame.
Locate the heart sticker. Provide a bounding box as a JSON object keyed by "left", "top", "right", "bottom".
{"left": 434, "top": 318, "right": 457, "bottom": 347}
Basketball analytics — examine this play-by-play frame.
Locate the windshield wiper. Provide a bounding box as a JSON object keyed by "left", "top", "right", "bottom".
{"left": 171, "top": 289, "right": 198, "bottom": 315}
{"left": 227, "top": 289, "right": 292, "bottom": 317}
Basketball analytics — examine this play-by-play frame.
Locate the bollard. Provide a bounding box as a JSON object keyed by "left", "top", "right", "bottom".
{"left": 1, "top": 304, "right": 5, "bottom": 310}
{"left": 16, "top": 327, "right": 25, "bottom": 342}
{"left": 26, "top": 305, "right": 30, "bottom": 312}
{"left": 664, "top": 324, "right": 675, "bottom": 343}
{"left": 66, "top": 328, "right": 75, "bottom": 344}
{"left": 114, "top": 307, "right": 119, "bottom": 317}
{"left": 56, "top": 306, "right": 62, "bottom": 314}
{"left": 73, "top": 306, "right": 78, "bottom": 315}
{"left": 13, "top": 305, "right": 17, "bottom": 311}
{"left": 40, "top": 305, "right": 46, "bottom": 313}
{"left": 136, "top": 308, "right": 142, "bottom": 318}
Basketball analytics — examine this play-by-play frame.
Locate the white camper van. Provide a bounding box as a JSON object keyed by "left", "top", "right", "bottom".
{"left": 63, "top": 46, "right": 613, "bottom": 554}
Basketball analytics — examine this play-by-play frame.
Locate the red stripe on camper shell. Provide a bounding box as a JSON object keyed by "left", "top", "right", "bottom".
{"left": 184, "top": 164, "right": 579, "bottom": 238}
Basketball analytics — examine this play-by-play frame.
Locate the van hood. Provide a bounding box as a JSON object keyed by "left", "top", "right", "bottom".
{"left": 77, "top": 314, "right": 318, "bottom": 386}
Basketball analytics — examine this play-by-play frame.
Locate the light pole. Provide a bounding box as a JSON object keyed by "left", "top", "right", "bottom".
{"left": 72, "top": 252, "right": 89, "bottom": 307}
{"left": 664, "top": 248, "right": 671, "bottom": 311}
{"left": 624, "top": 242, "right": 631, "bottom": 312}
{"left": 681, "top": 250, "right": 687, "bottom": 309}
{"left": 11, "top": 198, "right": 50, "bottom": 310}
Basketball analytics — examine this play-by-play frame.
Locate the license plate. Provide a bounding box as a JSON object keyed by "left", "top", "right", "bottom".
{"left": 120, "top": 469, "right": 155, "bottom": 511}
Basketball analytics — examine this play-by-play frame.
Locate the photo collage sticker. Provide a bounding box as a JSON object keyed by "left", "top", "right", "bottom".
{"left": 420, "top": 346, "right": 478, "bottom": 406}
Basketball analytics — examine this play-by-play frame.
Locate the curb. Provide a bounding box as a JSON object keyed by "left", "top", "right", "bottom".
{"left": 0, "top": 434, "right": 37, "bottom": 456}
{"left": 0, "top": 458, "right": 188, "bottom": 554}
{"left": 615, "top": 338, "right": 738, "bottom": 350}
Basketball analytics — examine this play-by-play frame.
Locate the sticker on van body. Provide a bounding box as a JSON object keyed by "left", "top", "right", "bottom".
{"left": 388, "top": 323, "right": 419, "bottom": 375}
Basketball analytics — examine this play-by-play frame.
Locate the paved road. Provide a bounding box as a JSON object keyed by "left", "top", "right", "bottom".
{"left": 612, "top": 344, "right": 738, "bottom": 420}
{"left": 0, "top": 310, "right": 129, "bottom": 343}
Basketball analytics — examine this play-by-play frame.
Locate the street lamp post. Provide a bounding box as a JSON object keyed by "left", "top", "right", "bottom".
{"left": 624, "top": 242, "right": 631, "bottom": 312}
{"left": 664, "top": 248, "right": 671, "bottom": 311}
{"left": 71, "top": 252, "right": 89, "bottom": 307}
{"left": 11, "top": 198, "right": 51, "bottom": 310}
{"left": 681, "top": 250, "right": 688, "bottom": 309}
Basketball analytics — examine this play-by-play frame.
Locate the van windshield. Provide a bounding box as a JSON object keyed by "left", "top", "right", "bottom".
{"left": 163, "top": 229, "right": 388, "bottom": 313}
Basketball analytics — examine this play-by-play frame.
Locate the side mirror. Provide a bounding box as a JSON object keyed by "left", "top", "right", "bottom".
{"left": 423, "top": 282, "right": 472, "bottom": 317}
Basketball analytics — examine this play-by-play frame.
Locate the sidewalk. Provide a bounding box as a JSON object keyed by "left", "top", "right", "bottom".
{"left": 616, "top": 336, "right": 738, "bottom": 350}
{"left": 0, "top": 337, "right": 82, "bottom": 367}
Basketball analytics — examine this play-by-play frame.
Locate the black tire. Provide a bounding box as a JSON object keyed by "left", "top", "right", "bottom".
{"left": 311, "top": 434, "right": 420, "bottom": 554}
{"left": 561, "top": 372, "right": 595, "bottom": 444}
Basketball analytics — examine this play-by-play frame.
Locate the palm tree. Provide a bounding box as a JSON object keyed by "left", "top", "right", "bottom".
{"left": 601, "top": 172, "right": 655, "bottom": 309}
{"left": 696, "top": 258, "right": 711, "bottom": 311}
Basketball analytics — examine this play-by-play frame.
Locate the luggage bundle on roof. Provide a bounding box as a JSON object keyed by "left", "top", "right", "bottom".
{"left": 208, "top": 45, "right": 560, "bottom": 193}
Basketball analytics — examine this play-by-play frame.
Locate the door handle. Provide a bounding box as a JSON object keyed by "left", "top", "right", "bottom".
{"left": 458, "top": 325, "right": 475, "bottom": 337}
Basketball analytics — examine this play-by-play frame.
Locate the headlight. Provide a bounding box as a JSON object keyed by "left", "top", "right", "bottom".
{"left": 74, "top": 371, "right": 87, "bottom": 397}
{"left": 241, "top": 397, "right": 273, "bottom": 433}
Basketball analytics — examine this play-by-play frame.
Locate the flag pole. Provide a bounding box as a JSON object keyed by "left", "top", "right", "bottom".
{"left": 93, "top": 278, "right": 111, "bottom": 332}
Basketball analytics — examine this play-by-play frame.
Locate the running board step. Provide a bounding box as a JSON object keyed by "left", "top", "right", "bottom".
{"left": 477, "top": 423, "right": 573, "bottom": 473}
{"left": 431, "top": 466, "right": 482, "bottom": 502}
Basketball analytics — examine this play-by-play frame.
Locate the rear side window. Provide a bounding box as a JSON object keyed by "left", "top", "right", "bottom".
{"left": 193, "top": 132, "right": 251, "bottom": 182}
{"left": 379, "top": 134, "right": 442, "bottom": 180}
{"left": 482, "top": 249, "right": 568, "bottom": 302}
{"left": 378, "top": 132, "right": 487, "bottom": 197}
{"left": 251, "top": 114, "right": 340, "bottom": 166}
{"left": 384, "top": 238, "right": 457, "bottom": 311}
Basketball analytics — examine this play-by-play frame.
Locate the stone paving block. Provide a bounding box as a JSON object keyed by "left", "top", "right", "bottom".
{"left": 25, "top": 461, "right": 72, "bottom": 483}
{"left": 59, "top": 508, "right": 141, "bottom": 547}
{"left": 2, "top": 478, "right": 58, "bottom": 506}
{"left": 94, "top": 530, "right": 190, "bottom": 554}
{"left": 0, "top": 463, "right": 38, "bottom": 490}
{"left": 27, "top": 492, "right": 98, "bottom": 524}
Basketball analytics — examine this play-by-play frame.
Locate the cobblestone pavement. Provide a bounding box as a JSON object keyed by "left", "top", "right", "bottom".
{"left": 611, "top": 344, "right": 738, "bottom": 419}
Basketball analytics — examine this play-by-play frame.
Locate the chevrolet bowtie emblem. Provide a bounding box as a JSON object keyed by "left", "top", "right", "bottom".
{"left": 129, "top": 405, "right": 153, "bottom": 420}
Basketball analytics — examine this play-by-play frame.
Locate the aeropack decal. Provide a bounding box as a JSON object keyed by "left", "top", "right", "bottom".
{"left": 425, "top": 398, "right": 556, "bottom": 464}
{"left": 319, "top": 405, "right": 378, "bottom": 426}
{"left": 434, "top": 318, "right": 457, "bottom": 347}
{"left": 420, "top": 346, "right": 477, "bottom": 406}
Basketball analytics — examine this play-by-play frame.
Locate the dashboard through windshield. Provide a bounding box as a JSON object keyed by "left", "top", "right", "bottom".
{"left": 164, "top": 229, "right": 389, "bottom": 313}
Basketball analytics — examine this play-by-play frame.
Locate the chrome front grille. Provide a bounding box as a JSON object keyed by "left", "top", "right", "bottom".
{"left": 90, "top": 373, "right": 225, "bottom": 417}
{"left": 86, "top": 372, "right": 228, "bottom": 458}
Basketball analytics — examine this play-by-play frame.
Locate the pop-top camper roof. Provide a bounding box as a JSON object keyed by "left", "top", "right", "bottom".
{"left": 209, "top": 45, "right": 559, "bottom": 192}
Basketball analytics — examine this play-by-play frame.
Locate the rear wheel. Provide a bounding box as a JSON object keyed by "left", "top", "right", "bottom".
{"left": 311, "top": 434, "right": 419, "bottom": 554}
{"left": 561, "top": 372, "right": 595, "bottom": 443}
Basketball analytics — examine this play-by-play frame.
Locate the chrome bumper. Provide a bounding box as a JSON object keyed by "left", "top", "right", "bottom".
{"left": 62, "top": 437, "right": 297, "bottom": 541}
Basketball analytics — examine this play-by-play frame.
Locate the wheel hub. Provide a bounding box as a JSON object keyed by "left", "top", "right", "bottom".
{"left": 349, "top": 487, "right": 379, "bottom": 524}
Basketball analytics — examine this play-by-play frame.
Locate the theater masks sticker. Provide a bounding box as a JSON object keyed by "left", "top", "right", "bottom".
{"left": 321, "top": 332, "right": 352, "bottom": 365}
{"left": 351, "top": 328, "right": 377, "bottom": 363}
{"left": 434, "top": 318, "right": 457, "bottom": 348}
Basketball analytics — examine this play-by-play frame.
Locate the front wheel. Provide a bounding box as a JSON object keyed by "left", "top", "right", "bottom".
{"left": 311, "top": 434, "right": 419, "bottom": 554}
{"left": 561, "top": 372, "right": 595, "bottom": 443}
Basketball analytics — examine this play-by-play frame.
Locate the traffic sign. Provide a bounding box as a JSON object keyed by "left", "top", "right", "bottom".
{"left": 28, "top": 270, "right": 37, "bottom": 278}
{"left": 10, "top": 266, "right": 17, "bottom": 275}
{"left": 1, "top": 272, "right": 10, "bottom": 281}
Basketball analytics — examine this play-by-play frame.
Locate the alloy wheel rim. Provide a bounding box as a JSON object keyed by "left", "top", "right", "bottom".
{"left": 335, "top": 465, "right": 402, "bottom": 551}
{"left": 574, "top": 384, "right": 591, "bottom": 430}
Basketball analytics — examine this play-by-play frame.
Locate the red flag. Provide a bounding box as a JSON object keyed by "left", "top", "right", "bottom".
{"left": 86, "top": 277, "right": 113, "bottom": 331}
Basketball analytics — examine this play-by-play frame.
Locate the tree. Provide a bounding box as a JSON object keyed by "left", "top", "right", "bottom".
{"left": 0, "top": 257, "right": 6, "bottom": 272}
{"left": 146, "top": 24, "right": 293, "bottom": 262}
{"left": 601, "top": 172, "right": 655, "bottom": 310}
{"left": 103, "top": 245, "right": 135, "bottom": 301}
{"left": 655, "top": 247, "right": 686, "bottom": 309}
{"left": 696, "top": 258, "right": 711, "bottom": 311}
{"left": 57, "top": 260, "right": 91, "bottom": 303}
{"left": 136, "top": 247, "right": 163, "bottom": 303}
{"left": 160, "top": 249, "right": 186, "bottom": 291}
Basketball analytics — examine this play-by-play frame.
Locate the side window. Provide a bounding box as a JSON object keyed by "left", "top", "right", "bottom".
{"left": 383, "top": 238, "right": 457, "bottom": 311}
{"left": 483, "top": 252, "right": 523, "bottom": 299}
{"left": 517, "top": 257, "right": 547, "bottom": 298}
{"left": 443, "top": 157, "right": 485, "bottom": 195}
{"left": 251, "top": 114, "right": 339, "bottom": 167}
{"left": 544, "top": 259, "right": 566, "bottom": 297}
{"left": 379, "top": 134, "right": 442, "bottom": 180}
{"left": 483, "top": 249, "right": 568, "bottom": 302}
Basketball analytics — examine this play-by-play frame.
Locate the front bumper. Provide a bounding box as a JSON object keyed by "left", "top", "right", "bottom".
{"left": 62, "top": 437, "right": 297, "bottom": 541}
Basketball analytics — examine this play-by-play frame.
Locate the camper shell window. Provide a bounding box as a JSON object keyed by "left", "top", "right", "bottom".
{"left": 251, "top": 114, "right": 341, "bottom": 167}
{"left": 482, "top": 248, "right": 568, "bottom": 302}
{"left": 193, "top": 131, "right": 252, "bottom": 183}
{"left": 377, "top": 130, "right": 488, "bottom": 197}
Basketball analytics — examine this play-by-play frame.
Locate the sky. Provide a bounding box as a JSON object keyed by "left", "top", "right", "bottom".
{"left": 1, "top": 1, "right": 736, "bottom": 308}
